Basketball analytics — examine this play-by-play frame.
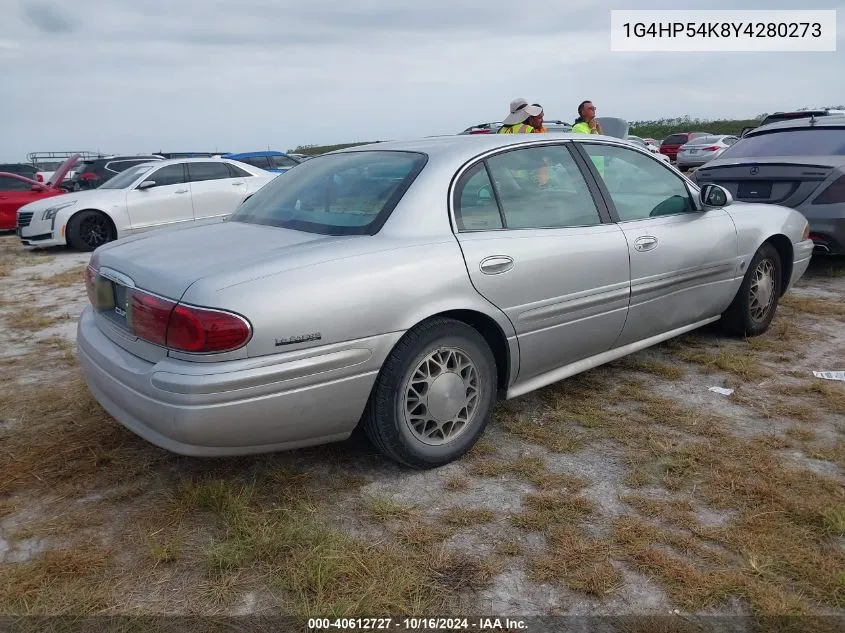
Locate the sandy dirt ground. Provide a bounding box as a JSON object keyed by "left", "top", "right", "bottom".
{"left": 0, "top": 233, "right": 843, "bottom": 627}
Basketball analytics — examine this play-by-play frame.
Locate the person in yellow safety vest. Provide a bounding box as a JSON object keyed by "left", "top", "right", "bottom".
{"left": 498, "top": 99, "right": 550, "bottom": 185}
{"left": 498, "top": 98, "right": 543, "bottom": 134}
{"left": 571, "top": 100, "right": 605, "bottom": 176}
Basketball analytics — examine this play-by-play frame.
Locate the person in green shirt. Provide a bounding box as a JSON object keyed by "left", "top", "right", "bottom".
{"left": 571, "top": 100, "right": 603, "bottom": 135}
{"left": 572, "top": 100, "right": 605, "bottom": 175}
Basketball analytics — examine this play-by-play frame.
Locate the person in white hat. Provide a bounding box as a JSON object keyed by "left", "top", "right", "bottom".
{"left": 498, "top": 98, "right": 544, "bottom": 134}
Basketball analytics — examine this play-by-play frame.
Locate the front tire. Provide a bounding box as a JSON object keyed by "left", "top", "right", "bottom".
{"left": 66, "top": 210, "right": 115, "bottom": 252}
{"left": 363, "top": 317, "right": 497, "bottom": 469}
{"left": 720, "top": 242, "right": 782, "bottom": 337}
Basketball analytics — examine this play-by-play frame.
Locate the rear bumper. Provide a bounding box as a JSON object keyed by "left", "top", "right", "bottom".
{"left": 801, "top": 209, "right": 845, "bottom": 255}
{"left": 76, "top": 306, "right": 397, "bottom": 456}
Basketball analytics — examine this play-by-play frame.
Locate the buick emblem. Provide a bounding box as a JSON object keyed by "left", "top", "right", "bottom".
{"left": 750, "top": 166, "right": 759, "bottom": 175}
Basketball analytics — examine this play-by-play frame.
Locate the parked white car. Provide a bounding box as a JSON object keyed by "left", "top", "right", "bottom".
{"left": 676, "top": 135, "right": 739, "bottom": 170}
{"left": 17, "top": 158, "right": 278, "bottom": 251}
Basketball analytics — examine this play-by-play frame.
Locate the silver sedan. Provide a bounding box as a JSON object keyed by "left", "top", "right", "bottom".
{"left": 676, "top": 134, "right": 740, "bottom": 170}
{"left": 76, "top": 134, "right": 815, "bottom": 469}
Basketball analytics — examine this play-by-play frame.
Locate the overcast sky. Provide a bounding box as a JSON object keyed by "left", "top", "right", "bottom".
{"left": 1, "top": 0, "right": 843, "bottom": 161}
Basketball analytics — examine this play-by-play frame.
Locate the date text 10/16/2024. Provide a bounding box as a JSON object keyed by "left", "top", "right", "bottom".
{"left": 308, "top": 618, "right": 528, "bottom": 630}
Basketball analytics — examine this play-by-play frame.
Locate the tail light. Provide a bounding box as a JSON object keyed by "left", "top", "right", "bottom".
{"left": 812, "top": 174, "right": 845, "bottom": 205}
{"left": 86, "top": 260, "right": 250, "bottom": 353}
{"left": 125, "top": 290, "right": 250, "bottom": 353}
{"left": 701, "top": 146, "right": 720, "bottom": 152}
{"left": 37, "top": 174, "right": 44, "bottom": 182}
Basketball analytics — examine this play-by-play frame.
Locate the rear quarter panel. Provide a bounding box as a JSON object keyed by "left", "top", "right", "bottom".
{"left": 179, "top": 238, "right": 517, "bottom": 365}
{"left": 726, "top": 201, "right": 808, "bottom": 265}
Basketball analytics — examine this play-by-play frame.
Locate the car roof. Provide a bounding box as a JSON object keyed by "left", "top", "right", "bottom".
{"left": 224, "top": 151, "right": 287, "bottom": 159}
{"left": 325, "top": 133, "right": 642, "bottom": 165}
{"left": 747, "top": 114, "right": 845, "bottom": 135}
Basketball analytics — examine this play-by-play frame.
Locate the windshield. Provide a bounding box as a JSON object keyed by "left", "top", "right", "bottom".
{"left": 717, "top": 129, "right": 845, "bottom": 159}
{"left": 230, "top": 150, "right": 427, "bottom": 235}
{"left": 98, "top": 164, "right": 155, "bottom": 189}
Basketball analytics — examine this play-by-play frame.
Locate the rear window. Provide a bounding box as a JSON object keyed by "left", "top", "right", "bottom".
{"left": 230, "top": 150, "right": 427, "bottom": 235}
{"left": 717, "top": 129, "right": 845, "bottom": 158}
{"left": 662, "top": 134, "right": 689, "bottom": 145}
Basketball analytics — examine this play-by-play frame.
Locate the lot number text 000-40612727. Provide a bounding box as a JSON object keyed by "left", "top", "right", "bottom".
{"left": 609, "top": 9, "right": 837, "bottom": 52}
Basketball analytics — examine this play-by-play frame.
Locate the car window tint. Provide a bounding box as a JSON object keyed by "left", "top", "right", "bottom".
{"left": 485, "top": 145, "right": 602, "bottom": 229}
{"left": 0, "top": 176, "right": 30, "bottom": 191}
{"left": 229, "top": 150, "right": 427, "bottom": 235}
{"left": 270, "top": 155, "right": 298, "bottom": 169}
{"left": 581, "top": 144, "right": 695, "bottom": 221}
{"left": 453, "top": 163, "right": 503, "bottom": 231}
{"left": 188, "top": 162, "right": 233, "bottom": 182}
{"left": 663, "top": 134, "right": 689, "bottom": 145}
{"left": 147, "top": 164, "right": 186, "bottom": 187}
{"left": 242, "top": 156, "right": 271, "bottom": 169}
{"left": 718, "top": 129, "right": 845, "bottom": 158}
{"left": 226, "top": 163, "right": 253, "bottom": 178}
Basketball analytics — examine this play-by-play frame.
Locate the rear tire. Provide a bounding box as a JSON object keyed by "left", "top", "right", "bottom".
{"left": 362, "top": 317, "right": 497, "bottom": 469}
{"left": 720, "top": 242, "right": 782, "bottom": 337}
{"left": 66, "top": 210, "right": 115, "bottom": 252}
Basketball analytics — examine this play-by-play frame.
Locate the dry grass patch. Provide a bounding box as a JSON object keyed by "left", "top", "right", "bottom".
{"left": 440, "top": 507, "right": 496, "bottom": 527}
{"left": 163, "top": 475, "right": 497, "bottom": 617}
{"left": 0, "top": 541, "right": 117, "bottom": 614}
{"left": 34, "top": 265, "right": 87, "bottom": 287}
{"left": 528, "top": 524, "right": 622, "bottom": 598}
{"left": 3, "top": 306, "right": 73, "bottom": 331}
{"left": 782, "top": 379, "right": 845, "bottom": 416}
{"left": 782, "top": 295, "right": 845, "bottom": 318}
{"left": 361, "top": 495, "right": 415, "bottom": 523}
{"left": 673, "top": 345, "right": 772, "bottom": 381}
{"left": 615, "top": 432, "right": 845, "bottom": 613}
{"left": 630, "top": 358, "right": 686, "bottom": 380}
{"left": 510, "top": 491, "right": 594, "bottom": 533}
{"left": 0, "top": 370, "right": 170, "bottom": 498}
{"left": 492, "top": 540, "right": 524, "bottom": 557}
{"left": 443, "top": 474, "right": 469, "bottom": 491}
{"left": 468, "top": 454, "right": 585, "bottom": 492}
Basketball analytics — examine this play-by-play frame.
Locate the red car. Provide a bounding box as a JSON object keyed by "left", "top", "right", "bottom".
{"left": 0, "top": 155, "right": 78, "bottom": 230}
{"left": 659, "top": 132, "right": 711, "bottom": 162}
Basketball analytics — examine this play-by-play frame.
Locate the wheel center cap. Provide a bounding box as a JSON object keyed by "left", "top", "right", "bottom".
{"left": 757, "top": 276, "right": 772, "bottom": 306}
{"left": 427, "top": 372, "right": 466, "bottom": 421}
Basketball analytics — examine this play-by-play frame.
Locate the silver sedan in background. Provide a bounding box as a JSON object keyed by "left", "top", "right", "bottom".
{"left": 676, "top": 134, "right": 740, "bottom": 170}
{"left": 77, "top": 134, "right": 814, "bottom": 469}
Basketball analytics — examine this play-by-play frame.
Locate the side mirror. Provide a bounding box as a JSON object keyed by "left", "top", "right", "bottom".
{"left": 699, "top": 184, "right": 732, "bottom": 209}
{"left": 137, "top": 180, "right": 156, "bottom": 190}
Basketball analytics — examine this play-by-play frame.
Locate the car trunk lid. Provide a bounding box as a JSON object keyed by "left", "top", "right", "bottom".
{"left": 692, "top": 157, "right": 840, "bottom": 207}
{"left": 89, "top": 221, "right": 352, "bottom": 361}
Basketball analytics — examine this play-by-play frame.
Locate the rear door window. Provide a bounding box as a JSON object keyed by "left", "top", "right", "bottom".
{"left": 188, "top": 162, "right": 233, "bottom": 182}
{"left": 662, "top": 134, "right": 689, "bottom": 145}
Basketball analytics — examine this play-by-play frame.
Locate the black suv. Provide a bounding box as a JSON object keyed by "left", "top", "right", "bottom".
{"left": 66, "top": 155, "right": 165, "bottom": 191}
{"left": 0, "top": 163, "right": 38, "bottom": 180}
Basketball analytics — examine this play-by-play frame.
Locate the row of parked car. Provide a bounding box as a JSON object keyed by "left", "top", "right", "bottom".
{"left": 0, "top": 150, "right": 311, "bottom": 240}
{"left": 4, "top": 108, "right": 844, "bottom": 257}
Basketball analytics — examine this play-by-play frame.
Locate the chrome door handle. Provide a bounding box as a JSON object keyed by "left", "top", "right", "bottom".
{"left": 174, "top": 189, "right": 189, "bottom": 194}
{"left": 634, "top": 236, "right": 658, "bottom": 252}
{"left": 479, "top": 255, "right": 514, "bottom": 274}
